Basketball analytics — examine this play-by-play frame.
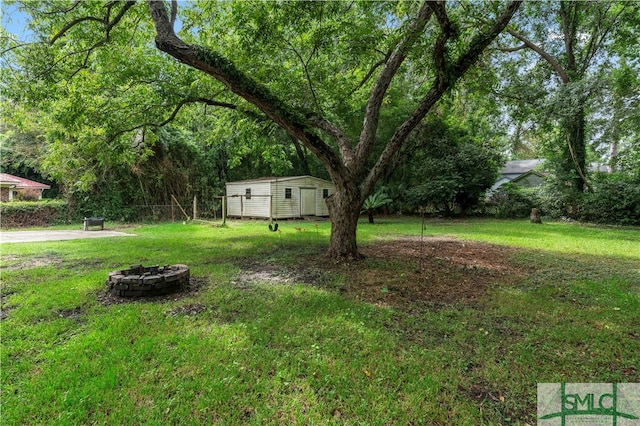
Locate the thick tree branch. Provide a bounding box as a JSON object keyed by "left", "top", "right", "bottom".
{"left": 559, "top": 2, "right": 577, "bottom": 73}
{"left": 429, "top": 1, "right": 456, "bottom": 90}
{"left": 307, "top": 115, "right": 355, "bottom": 166}
{"left": 506, "top": 27, "right": 570, "bottom": 83}
{"left": 170, "top": 0, "right": 178, "bottom": 27}
{"left": 361, "top": 1, "right": 522, "bottom": 200}
{"left": 354, "top": 1, "right": 433, "bottom": 172}
{"left": 428, "top": 0, "right": 452, "bottom": 31}
{"left": 146, "top": 0, "right": 347, "bottom": 182}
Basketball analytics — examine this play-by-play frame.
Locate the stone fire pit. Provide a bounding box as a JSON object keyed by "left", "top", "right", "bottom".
{"left": 106, "top": 264, "right": 189, "bottom": 297}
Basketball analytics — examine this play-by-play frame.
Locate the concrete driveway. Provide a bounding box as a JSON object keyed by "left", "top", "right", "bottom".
{"left": 0, "top": 230, "right": 136, "bottom": 244}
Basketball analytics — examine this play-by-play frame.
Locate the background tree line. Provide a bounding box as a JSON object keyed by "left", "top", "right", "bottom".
{"left": 1, "top": 1, "right": 638, "bottom": 228}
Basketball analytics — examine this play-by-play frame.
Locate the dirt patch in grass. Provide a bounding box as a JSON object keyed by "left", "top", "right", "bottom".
{"left": 232, "top": 264, "right": 333, "bottom": 290}
{"left": 236, "top": 236, "right": 531, "bottom": 312}
{"left": 338, "top": 236, "right": 531, "bottom": 311}
{"left": 0, "top": 306, "right": 11, "bottom": 320}
{"left": 97, "top": 276, "right": 209, "bottom": 306}
{"left": 166, "top": 303, "right": 207, "bottom": 317}
{"left": 2, "top": 254, "right": 63, "bottom": 270}
{"left": 56, "top": 307, "right": 84, "bottom": 323}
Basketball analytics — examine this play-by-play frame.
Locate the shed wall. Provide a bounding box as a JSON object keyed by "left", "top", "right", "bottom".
{"left": 226, "top": 182, "right": 272, "bottom": 218}
{"left": 226, "top": 176, "right": 334, "bottom": 219}
{"left": 271, "top": 177, "right": 333, "bottom": 218}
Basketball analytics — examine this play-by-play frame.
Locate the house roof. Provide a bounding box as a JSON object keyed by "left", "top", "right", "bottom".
{"left": 502, "top": 159, "right": 610, "bottom": 175}
{"left": 501, "top": 159, "right": 545, "bottom": 175}
{"left": 226, "top": 175, "right": 332, "bottom": 185}
{"left": 0, "top": 173, "right": 51, "bottom": 190}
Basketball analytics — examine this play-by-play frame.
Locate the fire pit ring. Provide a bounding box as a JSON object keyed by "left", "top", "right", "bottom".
{"left": 106, "top": 264, "right": 189, "bottom": 297}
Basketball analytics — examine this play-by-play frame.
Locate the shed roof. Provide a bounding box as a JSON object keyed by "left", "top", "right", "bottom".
{"left": 226, "top": 175, "right": 332, "bottom": 185}
{"left": 0, "top": 173, "right": 51, "bottom": 189}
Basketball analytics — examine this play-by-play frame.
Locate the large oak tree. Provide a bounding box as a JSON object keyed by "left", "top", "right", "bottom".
{"left": 2, "top": 0, "right": 521, "bottom": 259}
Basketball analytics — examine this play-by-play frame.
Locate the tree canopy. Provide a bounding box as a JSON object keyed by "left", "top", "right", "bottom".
{"left": 1, "top": 0, "right": 522, "bottom": 259}
{"left": 492, "top": 1, "right": 640, "bottom": 192}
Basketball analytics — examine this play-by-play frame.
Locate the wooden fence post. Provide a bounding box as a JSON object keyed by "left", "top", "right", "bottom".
{"left": 222, "top": 196, "right": 226, "bottom": 225}
{"left": 193, "top": 195, "right": 197, "bottom": 220}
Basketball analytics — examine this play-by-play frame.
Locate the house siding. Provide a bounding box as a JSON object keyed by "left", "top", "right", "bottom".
{"left": 512, "top": 173, "right": 545, "bottom": 188}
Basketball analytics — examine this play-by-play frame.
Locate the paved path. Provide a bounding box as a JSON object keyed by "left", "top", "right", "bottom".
{"left": 0, "top": 230, "right": 136, "bottom": 244}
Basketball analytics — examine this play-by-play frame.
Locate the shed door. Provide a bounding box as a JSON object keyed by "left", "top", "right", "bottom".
{"left": 300, "top": 188, "right": 316, "bottom": 216}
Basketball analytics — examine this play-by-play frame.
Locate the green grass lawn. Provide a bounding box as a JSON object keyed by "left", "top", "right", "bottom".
{"left": 1, "top": 218, "right": 639, "bottom": 425}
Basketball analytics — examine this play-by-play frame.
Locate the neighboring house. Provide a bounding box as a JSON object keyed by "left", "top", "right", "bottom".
{"left": 490, "top": 159, "right": 611, "bottom": 192}
{"left": 0, "top": 173, "right": 51, "bottom": 202}
{"left": 225, "top": 176, "right": 334, "bottom": 219}
{"left": 490, "top": 159, "right": 546, "bottom": 191}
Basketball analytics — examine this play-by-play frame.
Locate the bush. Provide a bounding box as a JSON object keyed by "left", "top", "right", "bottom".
{"left": 487, "top": 173, "right": 640, "bottom": 226}
{"left": 72, "top": 190, "right": 140, "bottom": 223}
{"left": 400, "top": 118, "right": 502, "bottom": 216}
{"left": 0, "top": 200, "right": 69, "bottom": 228}
{"left": 486, "top": 184, "right": 541, "bottom": 218}
{"left": 577, "top": 173, "right": 640, "bottom": 226}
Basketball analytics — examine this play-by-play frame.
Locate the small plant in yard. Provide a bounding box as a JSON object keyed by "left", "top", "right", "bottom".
{"left": 1, "top": 219, "right": 638, "bottom": 424}
{"left": 361, "top": 189, "right": 393, "bottom": 224}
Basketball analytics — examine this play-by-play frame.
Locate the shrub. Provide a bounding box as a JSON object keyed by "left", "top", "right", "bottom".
{"left": 395, "top": 117, "right": 502, "bottom": 216}
{"left": 577, "top": 173, "right": 640, "bottom": 226}
{"left": 486, "top": 184, "right": 541, "bottom": 218}
{"left": 0, "top": 200, "right": 69, "bottom": 228}
{"left": 488, "top": 173, "right": 640, "bottom": 226}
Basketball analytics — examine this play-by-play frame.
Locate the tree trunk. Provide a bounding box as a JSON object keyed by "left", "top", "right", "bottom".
{"left": 368, "top": 209, "right": 374, "bottom": 224}
{"left": 325, "top": 183, "right": 363, "bottom": 260}
{"left": 562, "top": 106, "right": 587, "bottom": 192}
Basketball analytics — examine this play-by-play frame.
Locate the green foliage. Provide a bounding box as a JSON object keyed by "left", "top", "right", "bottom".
{"left": 0, "top": 1, "right": 521, "bottom": 258}
{"left": 361, "top": 188, "right": 392, "bottom": 223}
{"left": 577, "top": 173, "right": 640, "bottom": 226}
{"left": 494, "top": 1, "right": 640, "bottom": 193}
{"left": 361, "top": 190, "right": 392, "bottom": 212}
{"left": 65, "top": 125, "right": 225, "bottom": 222}
{"left": 486, "top": 184, "right": 541, "bottom": 219}
{"left": 487, "top": 173, "right": 640, "bottom": 226}
{"left": 0, "top": 200, "right": 68, "bottom": 228}
{"left": 399, "top": 117, "right": 502, "bottom": 215}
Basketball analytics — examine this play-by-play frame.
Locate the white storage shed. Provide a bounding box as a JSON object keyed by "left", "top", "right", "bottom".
{"left": 225, "top": 176, "right": 335, "bottom": 219}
